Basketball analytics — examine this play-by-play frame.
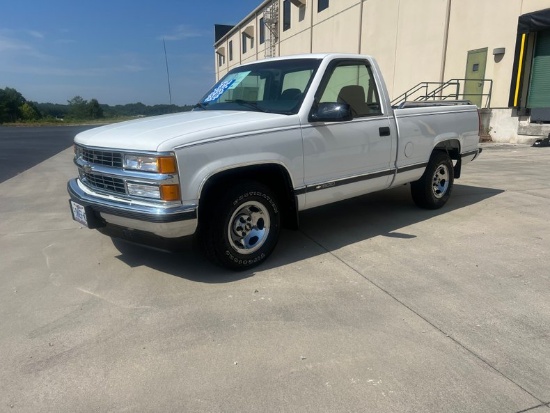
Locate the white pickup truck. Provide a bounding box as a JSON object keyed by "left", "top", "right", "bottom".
{"left": 68, "top": 53, "right": 481, "bottom": 270}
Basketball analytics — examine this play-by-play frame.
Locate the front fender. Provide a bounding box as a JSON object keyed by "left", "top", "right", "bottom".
{"left": 176, "top": 129, "right": 304, "bottom": 203}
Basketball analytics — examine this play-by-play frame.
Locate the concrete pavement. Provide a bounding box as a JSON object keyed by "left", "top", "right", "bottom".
{"left": 1, "top": 142, "right": 549, "bottom": 412}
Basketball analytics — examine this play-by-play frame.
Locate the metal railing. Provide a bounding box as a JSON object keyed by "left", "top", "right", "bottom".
{"left": 391, "top": 79, "right": 493, "bottom": 108}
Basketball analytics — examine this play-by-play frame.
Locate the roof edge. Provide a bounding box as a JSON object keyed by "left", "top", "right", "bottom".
{"left": 214, "top": 0, "right": 272, "bottom": 47}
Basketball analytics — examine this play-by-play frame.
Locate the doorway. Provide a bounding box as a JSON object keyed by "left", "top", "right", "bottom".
{"left": 464, "top": 48, "right": 488, "bottom": 107}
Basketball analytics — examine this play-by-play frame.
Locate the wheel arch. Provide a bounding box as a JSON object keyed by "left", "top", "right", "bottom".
{"left": 433, "top": 138, "right": 461, "bottom": 160}
{"left": 433, "top": 138, "right": 462, "bottom": 178}
{"left": 198, "top": 163, "right": 299, "bottom": 229}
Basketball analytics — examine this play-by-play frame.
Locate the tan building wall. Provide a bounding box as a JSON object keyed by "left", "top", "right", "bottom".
{"left": 523, "top": 0, "right": 550, "bottom": 14}
{"left": 444, "top": 0, "right": 521, "bottom": 108}
{"left": 214, "top": 0, "right": 550, "bottom": 142}
{"left": 359, "top": 0, "right": 399, "bottom": 97}
{"left": 359, "top": 0, "right": 449, "bottom": 99}
{"left": 215, "top": 5, "right": 270, "bottom": 79}
{"left": 311, "top": 1, "right": 362, "bottom": 54}
{"left": 280, "top": 29, "right": 312, "bottom": 56}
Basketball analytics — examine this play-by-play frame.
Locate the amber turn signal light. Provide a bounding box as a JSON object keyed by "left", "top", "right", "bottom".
{"left": 160, "top": 184, "right": 180, "bottom": 201}
{"left": 157, "top": 156, "right": 177, "bottom": 174}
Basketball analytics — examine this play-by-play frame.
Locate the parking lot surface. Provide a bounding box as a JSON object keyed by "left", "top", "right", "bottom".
{"left": 0, "top": 126, "right": 92, "bottom": 183}
{"left": 1, "top": 139, "right": 549, "bottom": 412}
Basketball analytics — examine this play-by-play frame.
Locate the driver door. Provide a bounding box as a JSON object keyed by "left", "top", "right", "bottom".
{"left": 302, "top": 60, "right": 395, "bottom": 209}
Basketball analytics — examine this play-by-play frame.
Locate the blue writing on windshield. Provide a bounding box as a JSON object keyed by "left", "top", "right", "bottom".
{"left": 204, "top": 79, "right": 236, "bottom": 103}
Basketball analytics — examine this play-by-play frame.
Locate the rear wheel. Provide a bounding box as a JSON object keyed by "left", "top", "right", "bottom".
{"left": 200, "top": 182, "right": 280, "bottom": 270}
{"left": 411, "top": 151, "right": 454, "bottom": 209}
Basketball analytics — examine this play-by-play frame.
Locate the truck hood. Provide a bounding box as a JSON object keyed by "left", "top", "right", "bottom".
{"left": 74, "top": 110, "right": 300, "bottom": 152}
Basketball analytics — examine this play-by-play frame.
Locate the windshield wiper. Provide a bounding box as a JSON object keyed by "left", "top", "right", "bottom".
{"left": 193, "top": 102, "right": 209, "bottom": 110}
{"left": 225, "top": 99, "right": 266, "bottom": 113}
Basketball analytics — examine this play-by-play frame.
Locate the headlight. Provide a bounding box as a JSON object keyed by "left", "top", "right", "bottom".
{"left": 123, "top": 154, "right": 177, "bottom": 174}
{"left": 127, "top": 182, "right": 180, "bottom": 201}
{"left": 127, "top": 182, "right": 161, "bottom": 199}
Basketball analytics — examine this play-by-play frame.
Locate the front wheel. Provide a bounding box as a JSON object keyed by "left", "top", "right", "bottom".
{"left": 200, "top": 182, "right": 280, "bottom": 270}
{"left": 411, "top": 151, "right": 454, "bottom": 209}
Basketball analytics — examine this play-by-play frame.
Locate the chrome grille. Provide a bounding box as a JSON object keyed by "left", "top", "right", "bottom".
{"left": 81, "top": 147, "right": 123, "bottom": 168}
{"left": 81, "top": 172, "right": 126, "bottom": 194}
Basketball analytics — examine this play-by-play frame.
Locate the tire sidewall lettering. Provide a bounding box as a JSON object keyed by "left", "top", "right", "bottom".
{"left": 225, "top": 250, "right": 266, "bottom": 266}
{"left": 232, "top": 191, "right": 278, "bottom": 214}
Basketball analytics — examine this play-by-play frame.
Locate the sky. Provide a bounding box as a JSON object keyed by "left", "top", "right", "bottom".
{"left": 1, "top": 0, "right": 263, "bottom": 106}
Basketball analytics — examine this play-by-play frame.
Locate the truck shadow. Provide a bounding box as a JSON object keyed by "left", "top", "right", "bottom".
{"left": 111, "top": 183, "right": 503, "bottom": 282}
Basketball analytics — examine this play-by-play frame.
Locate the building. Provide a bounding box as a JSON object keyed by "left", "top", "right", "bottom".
{"left": 214, "top": 0, "right": 550, "bottom": 143}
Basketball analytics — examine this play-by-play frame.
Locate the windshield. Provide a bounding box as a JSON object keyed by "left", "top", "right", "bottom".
{"left": 197, "top": 58, "right": 321, "bottom": 115}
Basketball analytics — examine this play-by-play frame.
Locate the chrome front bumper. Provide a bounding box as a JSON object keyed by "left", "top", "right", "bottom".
{"left": 67, "top": 178, "right": 198, "bottom": 238}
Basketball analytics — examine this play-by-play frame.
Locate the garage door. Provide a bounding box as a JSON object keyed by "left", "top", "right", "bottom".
{"left": 527, "top": 29, "right": 550, "bottom": 109}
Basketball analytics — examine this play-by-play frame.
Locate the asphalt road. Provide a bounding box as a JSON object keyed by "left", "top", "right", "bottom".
{"left": 0, "top": 125, "right": 97, "bottom": 183}
{"left": 1, "top": 137, "right": 549, "bottom": 412}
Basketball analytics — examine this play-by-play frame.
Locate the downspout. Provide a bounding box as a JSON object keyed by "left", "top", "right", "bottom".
{"left": 310, "top": 0, "right": 314, "bottom": 53}
{"left": 256, "top": 10, "right": 259, "bottom": 61}
{"left": 239, "top": 27, "right": 242, "bottom": 65}
{"left": 440, "top": 0, "right": 452, "bottom": 85}
{"left": 391, "top": 0, "right": 401, "bottom": 96}
{"left": 358, "top": 0, "right": 365, "bottom": 53}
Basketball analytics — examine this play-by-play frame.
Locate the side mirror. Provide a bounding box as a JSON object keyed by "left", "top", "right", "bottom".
{"left": 309, "top": 102, "right": 353, "bottom": 123}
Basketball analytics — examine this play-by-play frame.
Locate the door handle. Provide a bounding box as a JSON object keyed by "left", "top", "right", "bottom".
{"left": 379, "top": 127, "right": 391, "bottom": 137}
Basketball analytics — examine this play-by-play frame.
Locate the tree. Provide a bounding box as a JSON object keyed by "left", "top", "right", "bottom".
{"left": 67, "top": 96, "right": 89, "bottom": 119}
{"left": 19, "top": 102, "right": 41, "bottom": 121}
{"left": 87, "top": 98, "right": 103, "bottom": 119}
{"left": 35, "top": 102, "right": 69, "bottom": 119}
{"left": 0, "top": 87, "right": 26, "bottom": 123}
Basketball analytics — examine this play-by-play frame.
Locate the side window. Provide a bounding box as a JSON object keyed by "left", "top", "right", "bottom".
{"left": 319, "top": 63, "right": 382, "bottom": 117}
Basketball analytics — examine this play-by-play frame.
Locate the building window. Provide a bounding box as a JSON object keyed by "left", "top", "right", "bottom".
{"left": 283, "top": 0, "right": 291, "bottom": 31}
{"left": 299, "top": 5, "right": 306, "bottom": 22}
{"left": 259, "top": 17, "right": 265, "bottom": 44}
{"left": 229, "top": 41, "right": 233, "bottom": 61}
{"left": 318, "top": 0, "right": 329, "bottom": 12}
{"left": 242, "top": 32, "right": 253, "bottom": 54}
{"left": 217, "top": 53, "right": 225, "bottom": 67}
{"left": 242, "top": 33, "right": 248, "bottom": 54}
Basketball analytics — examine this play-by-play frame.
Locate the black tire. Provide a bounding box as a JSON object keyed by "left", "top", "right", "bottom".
{"left": 199, "top": 182, "right": 280, "bottom": 270}
{"left": 411, "top": 151, "right": 454, "bottom": 209}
